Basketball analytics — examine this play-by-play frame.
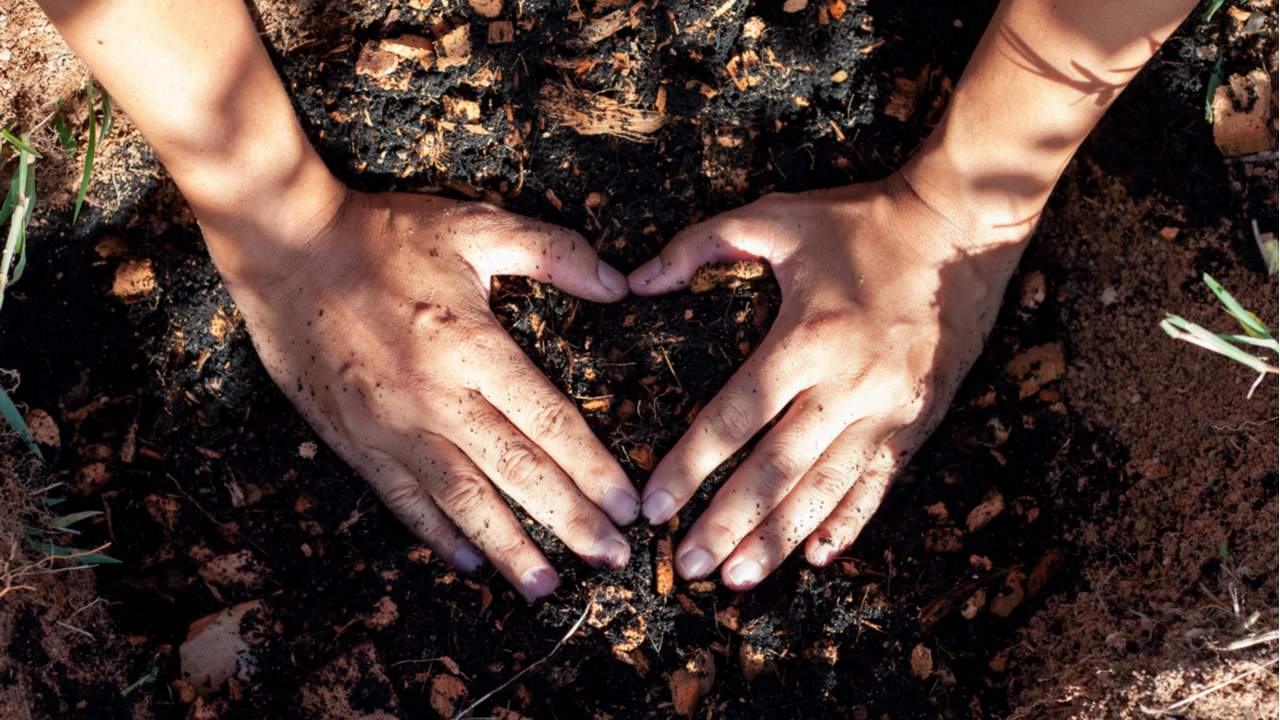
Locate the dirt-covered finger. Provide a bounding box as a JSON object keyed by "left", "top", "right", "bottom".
{"left": 627, "top": 213, "right": 777, "bottom": 296}
{"left": 674, "top": 390, "right": 855, "bottom": 582}
{"left": 391, "top": 432, "right": 560, "bottom": 602}
{"left": 448, "top": 395, "right": 632, "bottom": 569}
{"left": 471, "top": 217, "right": 628, "bottom": 302}
{"left": 477, "top": 341, "right": 638, "bottom": 525}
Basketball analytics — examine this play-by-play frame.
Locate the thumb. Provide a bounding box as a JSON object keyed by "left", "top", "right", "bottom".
{"left": 474, "top": 216, "right": 628, "bottom": 303}
{"left": 627, "top": 212, "right": 779, "bottom": 296}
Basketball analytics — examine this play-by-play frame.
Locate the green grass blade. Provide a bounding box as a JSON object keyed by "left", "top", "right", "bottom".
{"left": 11, "top": 156, "right": 34, "bottom": 285}
{"left": 23, "top": 536, "right": 122, "bottom": 565}
{"left": 0, "top": 128, "right": 42, "bottom": 158}
{"left": 1203, "top": 273, "right": 1274, "bottom": 340}
{"left": 53, "top": 510, "right": 104, "bottom": 529}
{"left": 51, "top": 110, "right": 78, "bottom": 155}
{"left": 1219, "top": 333, "right": 1280, "bottom": 352}
{"left": 1203, "top": 0, "right": 1226, "bottom": 21}
{"left": 73, "top": 82, "right": 97, "bottom": 224}
{"left": 1162, "top": 315, "right": 1277, "bottom": 375}
{"left": 0, "top": 173, "right": 16, "bottom": 227}
{"left": 1204, "top": 54, "right": 1224, "bottom": 122}
{"left": 0, "top": 385, "right": 42, "bottom": 458}
{"left": 99, "top": 91, "right": 114, "bottom": 144}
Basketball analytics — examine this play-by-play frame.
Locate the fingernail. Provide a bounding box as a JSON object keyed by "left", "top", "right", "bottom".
{"left": 642, "top": 490, "right": 676, "bottom": 525}
{"left": 452, "top": 547, "right": 485, "bottom": 574}
{"left": 631, "top": 257, "right": 662, "bottom": 285}
{"left": 725, "top": 559, "right": 763, "bottom": 589}
{"left": 677, "top": 547, "right": 714, "bottom": 579}
{"left": 809, "top": 538, "right": 838, "bottom": 567}
{"left": 597, "top": 261, "right": 628, "bottom": 296}
{"left": 603, "top": 488, "right": 640, "bottom": 525}
{"left": 519, "top": 566, "right": 560, "bottom": 603}
{"left": 591, "top": 537, "right": 631, "bottom": 569}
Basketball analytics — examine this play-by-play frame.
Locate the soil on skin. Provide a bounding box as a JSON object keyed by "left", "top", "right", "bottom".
{"left": 0, "top": 1, "right": 1276, "bottom": 719}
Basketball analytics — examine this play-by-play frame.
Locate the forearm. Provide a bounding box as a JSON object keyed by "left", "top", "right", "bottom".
{"left": 36, "top": 0, "right": 345, "bottom": 282}
{"left": 902, "top": 0, "right": 1198, "bottom": 244}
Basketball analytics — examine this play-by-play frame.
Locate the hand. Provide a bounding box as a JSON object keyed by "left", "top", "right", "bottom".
{"left": 628, "top": 174, "right": 1028, "bottom": 590}
{"left": 212, "top": 191, "right": 639, "bottom": 602}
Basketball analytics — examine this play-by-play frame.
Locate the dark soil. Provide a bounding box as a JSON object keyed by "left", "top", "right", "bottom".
{"left": 1, "top": 1, "right": 1275, "bottom": 719}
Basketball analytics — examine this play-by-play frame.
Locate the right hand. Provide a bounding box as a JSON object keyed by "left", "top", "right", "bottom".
{"left": 210, "top": 190, "right": 638, "bottom": 603}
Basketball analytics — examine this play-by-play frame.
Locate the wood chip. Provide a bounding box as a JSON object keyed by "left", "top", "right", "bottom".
{"left": 24, "top": 409, "right": 59, "bottom": 447}
{"left": 1004, "top": 342, "right": 1065, "bottom": 399}
{"left": 430, "top": 674, "right": 468, "bottom": 718}
{"left": 656, "top": 536, "right": 674, "bottom": 596}
{"left": 988, "top": 570, "right": 1025, "bottom": 618}
{"left": 538, "top": 81, "right": 665, "bottom": 141}
{"left": 437, "top": 25, "right": 472, "bottom": 68}
{"left": 689, "top": 260, "right": 766, "bottom": 293}
{"left": 487, "top": 20, "right": 515, "bottom": 44}
{"left": 782, "top": 0, "right": 808, "bottom": 12}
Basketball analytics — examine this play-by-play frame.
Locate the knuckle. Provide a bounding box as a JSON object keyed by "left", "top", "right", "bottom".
{"left": 706, "top": 393, "right": 753, "bottom": 441}
{"left": 798, "top": 308, "right": 847, "bottom": 336}
{"left": 496, "top": 441, "right": 544, "bottom": 486}
{"left": 707, "top": 515, "right": 753, "bottom": 544}
{"left": 486, "top": 533, "right": 527, "bottom": 561}
{"left": 377, "top": 477, "right": 423, "bottom": 512}
{"left": 753, "top": 448, "right": 801, "bottom": 496}
{"left": 435, "top": 469, "right": 489, "bottom": 516}
{"left": 808, "top": 464, "right": 848, "bottom": 500}
{"left": 529, "top": 401, "right": 573, "bottom": 443}
{"left": 561, "top": 498, "right": 604, "bottom": 537}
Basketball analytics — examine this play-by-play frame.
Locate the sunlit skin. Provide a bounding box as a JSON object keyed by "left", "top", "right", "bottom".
{"left": 37, "top": 0, "right": 1196, "bottom": 599}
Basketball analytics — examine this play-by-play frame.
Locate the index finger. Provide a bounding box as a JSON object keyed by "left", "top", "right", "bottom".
{"left": 640, "top": 328, "right": 816, "bottom": 525}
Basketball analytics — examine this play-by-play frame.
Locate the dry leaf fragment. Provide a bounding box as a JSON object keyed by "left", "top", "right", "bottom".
{"left": 112, "top": 259, "right": 156, "bottom": 302}
{"left": 1004, "top": 342, "right": 1065, "bottom": 399}
{"left": 670, "top": 648, "right": 715, "bottom": 717}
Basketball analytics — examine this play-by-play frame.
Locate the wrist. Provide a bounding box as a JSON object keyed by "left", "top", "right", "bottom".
{"left": 183, "top": 139, "right": 350, "bottom": 291}
{"left": 898, "top": 130, "right": 1056, "bottom": 251}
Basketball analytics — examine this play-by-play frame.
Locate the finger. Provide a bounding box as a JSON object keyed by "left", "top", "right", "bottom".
{"left": 449, "top": 394, "right": 632, "bottom": 569}
{"left": 468, "top": 216, "right": 628, "bottom": 303}
{"left": 719, "top": 418, "right": 896, "bottom": 590}
{"left": 476, "top": 333, "right": 638, "bottom": 525}
{"left": 641, "top": 328, "right": 816, "bottom": 526}
{"left": 351, "top": 449, "right": 487, "bottom": 575}
{"left": 803, "top": 421, "right": 932, "bottom": 567}
{"left": 627, "top": 211, "right": 784, "bottom": 296}
{"left": 391, "top": 432, "right": 561, "bottom": 603}
{"left": 674, "top": 389, "right": 856, "bottom": 581}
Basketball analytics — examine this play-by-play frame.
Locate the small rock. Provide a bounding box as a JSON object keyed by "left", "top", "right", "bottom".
{"left": 909, "top": 643, "right": 933, "bottom": 678}
{"left": 23, "top": 409, "right": 59, "bottom": 448}
{"left": 1017, "top": 271, "right": 1046, "bottom": 314}
{"left": 1100, "top": 286, "right": 1119, "bottom": 306}
{"left": 295, "top": 643, "right": 402, "bottom": 719}
{"left": 965, "top": 491, "right": 1005, "bottom": 533}
{"left": 72, "top": 462, "right": 111, "bottom": 495}
{"left": 960, "top": 588, "right": 987, "bottom": 620}
{"left": 198, "top": 550, "right": 267, "bottom": 599}
{"left": 782, "top": 0, "right": 808, "bottom": 12}
{"left": 429, "top": 674, "right": 468, "bottom": 718}
{"left": 1212, "top": 69, "right": 1274, "bottom": 156}
{"left": 298, "top": 441, "right": 318, "bottom": 459}
{"left": 112, "top": 259, "right": 157, "bottom": 303}
{"left": 988, "top": 571, "right": 1026, "bottom": 618}
{"left": 468, "top": 0, "right": 503, "bottom": 18}
{"left": 180, "top": 600, "right": 273, "bottom": 696}
{"left": 362, "top": 596, "right": 400, "bottom": 630}
{"left": 1158, "top": 226, "right": 1180, "bottom": 241}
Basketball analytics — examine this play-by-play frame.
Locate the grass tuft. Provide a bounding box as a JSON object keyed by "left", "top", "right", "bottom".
{"left": 1160, "top": 273, "right": 1279, "bottom": 397}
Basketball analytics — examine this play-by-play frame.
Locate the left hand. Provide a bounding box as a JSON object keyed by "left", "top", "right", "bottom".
{"left": 628, "top": 173, "right": 1027, "bottom": 590}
